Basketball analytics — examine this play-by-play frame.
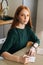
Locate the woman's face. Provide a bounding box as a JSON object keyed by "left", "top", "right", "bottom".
{"left": 18, "top": 9, "right": 30, "bottom": 25}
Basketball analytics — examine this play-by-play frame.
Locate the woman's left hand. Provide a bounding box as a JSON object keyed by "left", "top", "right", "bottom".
{"left": 28, "top": 47, "right": 36, "bottom": 56}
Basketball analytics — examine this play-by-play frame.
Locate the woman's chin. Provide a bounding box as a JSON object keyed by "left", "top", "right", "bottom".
{"left": 24, "top": 22, "right": 28, "bottom": 25}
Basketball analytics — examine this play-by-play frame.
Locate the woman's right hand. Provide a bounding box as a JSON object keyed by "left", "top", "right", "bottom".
{"left": 19, "top": 56, "right": 29, "bottom": 64}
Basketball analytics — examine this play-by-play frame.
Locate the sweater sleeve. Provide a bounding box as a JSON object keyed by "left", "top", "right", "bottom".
{"left": 0, "top": 29, "right": 17, "bottom": 55}
{"left": 30, "top": 29, "right": 40, "bottom": 45}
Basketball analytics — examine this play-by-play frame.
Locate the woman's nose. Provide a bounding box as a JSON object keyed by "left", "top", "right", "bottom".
{"left": 24, "top": 16, "right": 27, "bottom": 19}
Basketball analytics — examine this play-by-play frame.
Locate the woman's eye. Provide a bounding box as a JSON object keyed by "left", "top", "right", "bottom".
{"left": 27, "top": 15, "right": 29, "bottom": 16}
{"left": 21, "top": 14, "right": 24, "bottom": 16}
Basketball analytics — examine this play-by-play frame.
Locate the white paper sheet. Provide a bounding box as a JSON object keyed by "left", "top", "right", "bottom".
{"left": 23, "top": 55, "right": 36, "bottom": 63}
{"left": 37, "top": 48, "right": 43, "bottom": 55}
{"left": 28, "top": 56, "right": 36, "bottom": 62}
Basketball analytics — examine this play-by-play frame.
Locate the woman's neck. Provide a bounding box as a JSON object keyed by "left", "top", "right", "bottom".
{"left": 16, "top": 23, "right": 25, "bottom": 29}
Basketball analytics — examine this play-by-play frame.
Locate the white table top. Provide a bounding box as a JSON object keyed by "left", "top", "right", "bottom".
{"left": 0, "top": 47, "right": 43, "bottom": 65}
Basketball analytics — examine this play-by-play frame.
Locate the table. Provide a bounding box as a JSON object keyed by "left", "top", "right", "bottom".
{"left": 0, "top": 47, "right": 43, "bottom": 65}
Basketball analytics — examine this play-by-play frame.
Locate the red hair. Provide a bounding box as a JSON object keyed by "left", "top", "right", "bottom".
{"left": 11, "top": 5, "right": 32, "bottom": 28}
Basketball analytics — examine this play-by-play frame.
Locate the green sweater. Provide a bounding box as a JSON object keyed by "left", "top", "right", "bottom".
{"left": 0, "top": 26, "right": 40, "bottom": 54}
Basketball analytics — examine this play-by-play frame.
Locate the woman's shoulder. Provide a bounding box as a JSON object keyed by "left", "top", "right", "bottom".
{"left": 25, "top": 25, "right": 34, "bottom": 33}
{"left": 7, "top": 28, "right": 18, "bottom": 35}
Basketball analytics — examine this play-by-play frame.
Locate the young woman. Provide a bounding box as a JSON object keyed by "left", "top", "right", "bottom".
{"left": 0, "top": 5, "right": 40, "bottom": 64}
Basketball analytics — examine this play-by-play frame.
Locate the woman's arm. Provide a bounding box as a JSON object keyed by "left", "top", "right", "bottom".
{"left": 1, "top": 52, "right": 29, "bottom": 64}
{"left": 26, "top": 41, "right": 33, "bottom": 47}
{"left": 26, "top": 42, "right": 39, "bottom": 56}
{"left": 1, "top": 52, "right": 20, "bottom": 62}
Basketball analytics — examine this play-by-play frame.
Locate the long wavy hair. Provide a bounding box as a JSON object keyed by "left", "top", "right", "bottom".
{"left": 11, "top": 5, "right": 32, "bottom": 29}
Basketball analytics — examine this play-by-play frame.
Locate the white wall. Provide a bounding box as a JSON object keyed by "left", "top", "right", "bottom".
{"left": 36, "top": 0, "right": 43, "bottom": 33}
{"left": 8, "top": 0, "right": 22, "bottom": 17}
{"left": 23, "top": 0, "right": 38, "bottom": 32}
